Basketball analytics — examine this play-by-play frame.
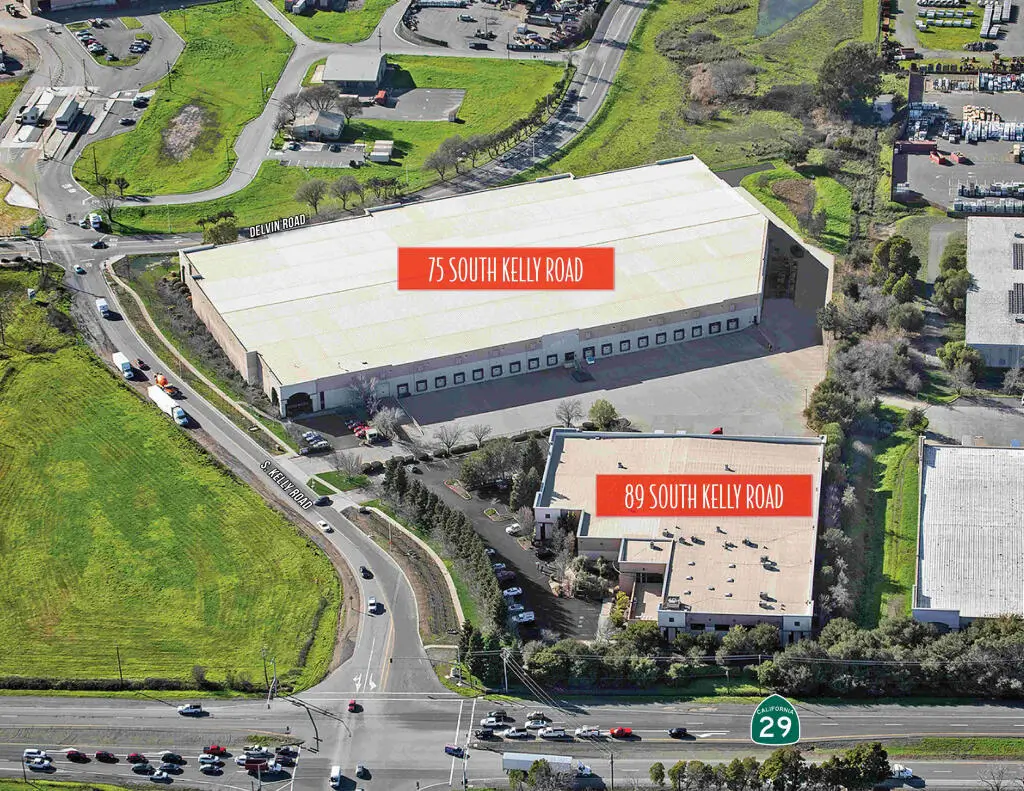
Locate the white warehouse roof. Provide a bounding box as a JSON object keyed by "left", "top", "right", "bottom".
{"left": 966, "top": 217, "right": 1024, "bottom": 349}
{"left": 182, "top": 157, "right": 769, "bottom": 386}
{"left": 322, "top": 52, "right": 385, "bottom": 83}
{"left": 917, "top": 443, "right": 1024, "bottom": 620}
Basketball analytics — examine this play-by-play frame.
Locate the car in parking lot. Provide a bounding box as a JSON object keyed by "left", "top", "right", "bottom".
{"left": 505, "top": 522, "right": 521, "bottom": 535}
{"left": 158, "top": 763, "right": 180, "bottom": 773}
{"left": 538, "top": 727, "right": 567, "bottom": 739}
{"left": 200, "top": 764, "right": 222, "bottom": 776}
{"left": 198, "top": 754, "right": 221, "bottom": 765}
{"left": 484, "top": 547, "right": 495, "bottom": 555}
{"left": 317, "top": 520, "right": 333, "bottom": 533}
{"left": 66, "top": 750, "right": 89, "bottom": 762}
{"left": 244, "top": 747, "right": 274, "bottom": 759}
{"left": 479, "top": 716, "right": 505, "bottom": 728}
{"left": 575, "top": 726, "right": 601, "bottom": 738}
{"left": 234, "top": 756, "right": 249, "bottom": 766}
{"left": 496, "top": 569, "right": 516, "bottom": 583}
{"left": 204, "top": 745, "right": 228, "bottom": 756}
{"left": 161, "top": 753, "right": 183, "bottom": 764}
{"left": 514, "top": 611, "right": 536, "bottom": 623}
{"left": 474, "top": 728, "right": 495, "bottom": 739}
{"left": 133, "top": 763, "right": 156, "bottom": 775}
{"left": 668, "top": 727, "right": 688, "bottom": 738}
{"left": 501, "top": 727, "right": 528, "bottom": 738}
{"left": 502, "top": 587, "right": 523, "bottom": 598}
{"left": 609, "top": 727, "right": 633, "bottom": 738}
{"left": 355, "top": 765, "right": 369, "bottom": 779}
{"left": 492, "top": 562, "right": 506, "bottom": 571}
{"left": 329, "top": 144, "right": 341, "bottom": 152}
{"left": 151, "top": 770, "right": 170, "bottom": 782}
{"left": 95, "top": 751, "right": 117, "bottom": 762}
{"left": 508, "top": 602, "right": 525, "bottom": 614}
{"left": 525, "top": 719, "right": 547, "bottom": 730}
{"left": 119, "top": 117, "right": 135, "bottom": 126}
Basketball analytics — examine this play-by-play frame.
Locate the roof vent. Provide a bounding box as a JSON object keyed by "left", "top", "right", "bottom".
{"left": 726, "top": 577, "right": 734, "bottom": 583}
{"left": 683, "top": 590, "right": 691, "bottom": 596}
{"left": 728, "top": 563, "right": 736, "bottom": 568}
{"left": 688, "top": 560, "right": 696, "bottom": 566}
{"left": 707, "top": 586, "right": 715, "bottom": 591}
{"left": 685, "top": 575, "right": 693, "bottom": 581}
{"left": 725, "top": 592, "right": 733, "bottom": 598}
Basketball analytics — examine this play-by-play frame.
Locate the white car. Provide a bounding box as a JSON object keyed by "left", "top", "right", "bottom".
{"left": 891, "top": 765, "right": 914, "bottom": 779}
{"left": 23, "top": 749, "right": 48, "bottom": 761}
{"left": 234, "top": 756, "right": 249, "bottom": 767}
{"left": 524, "top": 719, "right": 547, "bottom": 730}
{"left": 367, "top": 596, "right": 380, "bottom": 614}
{"left": 479, "top": 716, "right": 503, "bottom": 727}
{"left": 508, "top": 602, "right": 525, "bottom": 614}
{"left": 515, "top": 611, "right": 536, "bottom": 623}
{"left": 317, "top": 520, "right": 333, "bottom": 533}
{"left": 575, "top": 726, "right": 601, "bottom": 738}
{"left": 177, "top": 703, "right": 202, "bottom": 715}
{"left": 505, "top": 523, "right": 521, "bottom": 535}
{"left": 492, "top": 563, "right": 506, "bottom": 571}
{"left": 484, "top": 547, "right": 495, "bottom": 555}
{"left": 538, "top": 727, "right": 567, "bottom": 739}
{"left": 151, "top": 771, "right": 170, "bottom": 782}
{"left": 502, "top": 727, "right": 529, "bottom": 738}
{"left": 198, "top": 754, "right": 220, "bottom": 765}
{"left": 502, "top": 587, "right": 523, "bottom": 598}
{"left": 28, "top": 758, "right": 53, "bottom": 771}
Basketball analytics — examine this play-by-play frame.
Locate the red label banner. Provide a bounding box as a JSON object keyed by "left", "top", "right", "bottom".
{"left": 397, "top": 247, "right": 615, "bottom": 290}
{"left": 595, "top": 475, "right": 815, "bottom": 517}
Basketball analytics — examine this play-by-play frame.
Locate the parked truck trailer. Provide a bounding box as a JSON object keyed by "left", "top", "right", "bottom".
{"left": 147, "top": 385, "right": 189, "bottom": 426}
{"left": 112, "top": 351, "right": 133, "bottom": 379}
{"left": 500, "top": 753, "right": 592, "bottom": 777}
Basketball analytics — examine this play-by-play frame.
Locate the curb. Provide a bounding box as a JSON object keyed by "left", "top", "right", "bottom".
{"left": 365, "top": 506, "right": 466, "bottom": 625}
{"left": 104, "top": 255, "right": 287, "bottom": 453}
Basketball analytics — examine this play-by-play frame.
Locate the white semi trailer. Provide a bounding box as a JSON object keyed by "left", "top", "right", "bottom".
{"left": 147, "top": 385, "right": 189, "bottom": 426}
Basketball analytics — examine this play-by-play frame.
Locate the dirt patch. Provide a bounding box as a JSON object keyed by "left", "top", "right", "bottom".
{"left": 343, "top": 506, "right": 459, "bottom": 642}
{"left": 161, "top": 103, "right": 212, "bottom": 162}
{"left": 770, "top": 178, "right": 815, "bottom": 224}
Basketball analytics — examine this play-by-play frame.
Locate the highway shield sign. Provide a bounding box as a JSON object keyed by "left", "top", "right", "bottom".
{"left": 750, "top": 694, "right": 800, "bottom": 746}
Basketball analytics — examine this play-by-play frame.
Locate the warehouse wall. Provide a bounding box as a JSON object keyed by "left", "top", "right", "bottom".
{"left": 181, "top": 254, "right": 253, "bottom": 384}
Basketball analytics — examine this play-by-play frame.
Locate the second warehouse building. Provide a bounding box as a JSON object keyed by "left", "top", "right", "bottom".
{"left": 180, "top": 156, "right": 828, "bottom": 417}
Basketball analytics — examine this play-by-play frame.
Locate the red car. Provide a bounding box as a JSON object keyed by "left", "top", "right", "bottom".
{"left": 710, "top": 427, "right": 724, "bottom": 435}
{"left": 348, "top": 699, "right": 359, "bottom": 713}
{"left": 205, "top": 745, "right": 228, "bottom": 757}
{"left": 66, "top": 750, "right": 89, "bottom": 763}
{"left": 127, "top": 753, "right": 147, "bottom": 764}
{"left": 609, "top": 727, "right": 633, "bottom": 738}
{"left": 95, "top": 751, "right": 117, "bottom": 763}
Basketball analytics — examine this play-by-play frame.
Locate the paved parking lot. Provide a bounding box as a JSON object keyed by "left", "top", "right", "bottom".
{"left": 400, "top": 299, "right": 825, "bottom": 440}
{"left": 409, "top": 3, "right": 527, "bottom": 52}
{"left": 361, "top": 88, "right": 465, "bottom": 121}
{"left": 270, "top": 142, "right": 366, "bottom": 168}
{"left": 65, "top": 18, "right": 150, "bottom": 64}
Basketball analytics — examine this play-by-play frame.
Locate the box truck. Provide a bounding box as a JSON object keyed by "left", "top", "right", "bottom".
{"left": 500, "top": 753, "right": 592, "bottom": 776}
{"left": 148, "top": 385, "right": 188, "bottom": 426}
{"left": 112, "top": 351, "right": 133, "bottom": 379}
{"left": 95, "top": 297, "right": 110, "bottom": 317}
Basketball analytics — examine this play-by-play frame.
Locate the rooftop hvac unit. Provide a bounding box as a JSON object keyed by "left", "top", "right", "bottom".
{"left": 665, "top": 596, "right": 681, "bottom": 609}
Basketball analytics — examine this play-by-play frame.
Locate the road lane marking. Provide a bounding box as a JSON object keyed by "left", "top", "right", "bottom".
{"left": 449, "top": 699, "right": 465, "bottom": 787}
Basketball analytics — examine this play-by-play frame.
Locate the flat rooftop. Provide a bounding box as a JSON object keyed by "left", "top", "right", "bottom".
{"left": 322, "top": 52, "right": 384, "bottom": 82}
{"left": 182, "top": 157, "right": 769, "bottom": 386}
{"left": 541, "top": 431, "right": 824, "bottom": 616}
{"left": 966, "top": 217, "right": 1024, "bottom": 349}
{"left": 917, "top": 443, "right": 1024, "bottom": 619}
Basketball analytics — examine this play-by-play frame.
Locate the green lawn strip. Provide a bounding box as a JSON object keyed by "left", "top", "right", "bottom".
{"left": 303, "top": 57, "right": 326, "bottom": 86}
{"left": 319, "top": 470, "right": 370, "bottom": 491}
{"left": 114, "top": 56, "right": 564, "bottom": 232}
{"left": 0, "top": 77, "right": 27, "bottom": 122}
{"left": 92, "top": 51, "right": 142, "bottom": 68}
{"left": 114, "top": 257, "right": 291, "bottom": 449}
{"left": 878, "top": 434, "right": 920, "bottom": 619}
{"left": 862, "top": 0, "right": 879, "bottom": 41}
{"left": 917, "top": 366, "right": 958, "bottom": 404}
{"left": 0, "top": 177, "right": 39, "bottom": 236}
{"left": 66, "top": 21, "right": 89, "bottom": 30}
{"left": 107, "top": 276, "right": 286, "bottom": 456}
{"left": 914, "top": 23, "right": 979, "bottom": 51}
{"left": 0, "top": 688, "right": 251, "bottom": 699}
{"left": 523, "top": 0, "right": 860, "bottom": 179}
{"left": 895, "top": 210, "right": 950, "bottom": 283}
{"left": 121, "top": 16, "right": 143, "bottom": 28}
{"left": 0, "top": 344, "right": 340, "bottom": 687}
{"left": 434, "top": 663, "right": 487, "bottom": 696}
{"left": 446, "top": 559, "right": 480, "bottom": 627}
{"left": 307, "top": 477, "right": 337, "bottom": 496}
{"left": 814, "top": 176, "right": 852, "bottom": 254}
{"left": 74, "top": 0, "right": 294, "bottom": 196}
{"left": 272, "top": 0, "right": 396, "bottom": 42}
{"left": 886, "top": 738, "right": 1024, "bottom": 759}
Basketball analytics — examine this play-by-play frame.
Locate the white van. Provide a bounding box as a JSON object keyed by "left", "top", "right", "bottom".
{"left": 329, "top": 766, "right": 342, "bottom": 787}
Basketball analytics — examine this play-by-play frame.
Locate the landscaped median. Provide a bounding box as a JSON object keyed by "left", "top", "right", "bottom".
{"left": 112, "top": 56, "right": 568, "bottom": 233}
{"left": 73, "top": 0, "right": 294, "bottom": 196}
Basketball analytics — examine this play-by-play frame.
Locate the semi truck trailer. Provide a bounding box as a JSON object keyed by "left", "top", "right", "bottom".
{"left": 500, "top": 753, "right": 592, "bottom": 776}
{"left": 147, "top": 385, "right": 188, "bottom": 426}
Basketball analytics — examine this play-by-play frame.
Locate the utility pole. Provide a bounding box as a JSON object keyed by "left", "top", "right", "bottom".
{"left": 609, "top": 753, "right": 614, "bottom": 791}
{"left": 501, "top": 647, "right": 509, "bottom": 693}
{"left": 166, "top": 62, "right": 173, "bottom": 91}
{"left": 261, "top": 646, "right": 269, "bottom": 689}
{"left": 116, "top": 645, "right": 124, "bottom": 688}
{"left": 92, "top": 149, "right": 99, "bottom": 183}
{"left": 378, "top": 27, "right": 382, "bottom": 52}
{"left": 259, "top": 71, "right": 264, "bottom": 100}
{"left": 271, "top": 657, "right": 277, "bottom": 697}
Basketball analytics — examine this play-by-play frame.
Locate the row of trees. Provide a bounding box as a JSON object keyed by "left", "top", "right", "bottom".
{"left": 380, "top": 459, "right": 508, "bottom": 632}
{"left": 759, "top": 615, "right": 1024, "bottom": 698}
{"left": 293, "top": 173, "right": 404, "bottom": 216}
{"left": 274, "top": 84, "right": 364, "bottom": 132}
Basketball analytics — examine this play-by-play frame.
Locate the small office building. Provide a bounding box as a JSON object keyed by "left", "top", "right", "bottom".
{"left": 321, "top": 52, "right": 387, "bottom": 95}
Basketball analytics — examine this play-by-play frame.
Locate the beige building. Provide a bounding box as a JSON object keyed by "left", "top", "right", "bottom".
{"left": 292, "top": 109, "right": 346, "bottom": 141}
{"left": 533, "top": 430, "right": 826, "bottom": 644}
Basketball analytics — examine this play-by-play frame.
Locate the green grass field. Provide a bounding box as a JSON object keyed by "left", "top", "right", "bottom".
{"left": 272, "top": 0, "right": 396, "bottom": 42}
{"left": 120, "top": 15, "right": 143, "bottom": 28}
{"left": 914, "top": 22, "right": 978, "bottom": 50}
{"left": 519, "top": 0, "right": 864, "bottom": 179}
{"left": 73, "top": 0, "right": 293, "bottom": 196}
{"left": 318, "top": 470, "right": 370, "bottom": 491}
{"left": 887, "top": 738, "right": 1024, "bottom": 759}
{"left": 0, "top": 268, "right": 339, "bottom": 687}
{"left": 114, "top": 56, "right": 564, "bottom": 232}
{"left": 0, "top": 77, "right": 27, "bottom": 123}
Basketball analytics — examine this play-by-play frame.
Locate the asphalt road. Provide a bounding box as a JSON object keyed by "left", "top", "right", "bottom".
{"left": 3, "top": 697, "right": 1024, "bottom": 789}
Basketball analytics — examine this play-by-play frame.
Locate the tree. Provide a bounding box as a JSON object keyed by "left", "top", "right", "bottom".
{"left": 349, "top": 374, "right": 382, "bottom": 416}
{"left": 113, "top": 176, "right": 130, "bottom": 198}
{"left": 782, "top": 135, "right": 812, "bottom": 165}
{"left": 510, "top": 467, "right": 541, "bottom": 511}
{"left": 336, "top": 95, "right": 363, "bottom": 120}
{"left": 468, "top": 423, "right": 492, "bottom": 447}
{"left": 934, "top": 267, "right": 972, "bottom": 319}
{"left": 393, "top": 462, "right": 409, "bottom": 501}
{"left": 465, "top": 134, "right": 489, "bottom": 166}
{"left": 805, "top": 376, "right": 860, "bottom": 430}
{"left": 1003, "top": 365, "right": 1024, "bottom": 395}
{"left": 842, "top": 742, "right": 890, "bottom": 786}
{"left": 332, "top": 450, "right": 363, "bottom": 475}
{"left": 370, "top": 405, "right": 402, "bottom": 439}
{"left": 650, "top": 762, "right": 666, "bottom": 788}
{"left": 508, "top": 769, "right": 527, "bottom": 791}
{"left": 280, "top": 91, "right": 303, "bottom": 123}
{"left": 888, "top": 302, "right": 924, "bottom": 332}
{"left": 275, "top": 108, "right": 292, "bottom": 132}
{"left": 760, "top": 747, "right": 806, "bottom": 791}
{"left": 667, "top": 761, "right": 687, "bottom": 791}
{"left": 621, "top": 620, "right": 663, "bottom": 654}
{"left": 905, "top": 406, "right": 928, "bottom": 433}
{"left": 555, "top": 398, "right": 583, "bottom": 427}
{"left": 94, "top": 179, "right": 119, "bottom": 225}
{"left": 295, "top": 178, "right": 328, "bottom": 215}
{"left": 526, "top": 759, "right": 553, "bottom": 789}
{"left": 521, "top": 438, "right": 545, "bottom": 477}
{"left": 937, "top": 340, "right": 985, "bottom": 381}
{"left": 588, "top": 398, "right": 619, "bottom": 430}
{"left": 331, "top": 174, "right": 360, "bottom": 209}
{"left": 434, "top": 422, "right": 464, "bottom": 454}
{"left": 300, "top": 84, "right": 340, "bottom": 111}
{"left": 951, "top": 361, "right": 974, "bottom": 394}
{"left": 203, "top": 216, "right": 238, "bottom": 245}
{"left": 873, "top": 236, "right": 921, "bottom": 284}
{"left": 817, "top": 301, "right": 839, "bottom": 338}
{"left": 890, "top": 272, "right": 914, "bottom": 304}
{"left": 425, "top": 146, "right": 457, "bottom": 181}
{"left": 817, "top": 41, "right": 883, "bottom": 112}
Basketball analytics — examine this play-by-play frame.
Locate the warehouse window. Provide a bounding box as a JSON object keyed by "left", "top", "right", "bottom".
{"left": 435, "top": 375, "right": 447, "bottom": 389}
{"left": 638, "top": 335, "right": 649, "bottom": 348}
{"left": 415, "top": 379, "right": 427, "bottom": 393}
{"left": 583, "top": 346, "right": 595, "bottom": 360}
{"left": 397, "top": 384, "right": 409, "bottom": 398}
{"left": 620, "top": 340, "right": 630, "bottom": 352}
{"left": 528, "top": 357, "right": 540, "bottom": 370}
{"left": 564, "top": 351, "right": 575, "bottom": 362}
{"left": 715, "top": 624, "right": 730, "bottom": 632}
{"left": 709, "top": 321, "right": 722, "bottom": 335}
{"left": 673, "top": 329, "right": 684, "bottom": 341}
{"left": 656, "top": 332, "right": 667, "bottom": 345}
{"left": 472, "top": 368, "right": 484, "bottom": 381}
{"left": 727, "top": 318, "right": 739, "bottom": 331}
{"left": 691, "top": 623, "right": 706, "bottom": 631}
{"left": 692, "top": 325, "right": 703, "bottom": 338}
{"left": 510, "top": 361, "right": 521, "bottom": 374}
{"left": 454, "top": 372, "right": 465, "bottom": 385}
{"left": 491, "top": 364, "right": 502, "bottom": 377}
{"left": 601, "top": 343, "right": 612, "bottom": 356}
{"left": 547, "top": 354, "right": 558, "bottom": 366}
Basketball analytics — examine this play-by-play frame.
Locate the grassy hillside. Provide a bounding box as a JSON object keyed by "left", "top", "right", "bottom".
{"left": 73, "top": 0, "right": 294, "bottom": 195}
{"left": 0, "top": 270, "right": 339, "bottom": 688}
{"left": 272, "top": 0, "right": 396, "bottom": 42}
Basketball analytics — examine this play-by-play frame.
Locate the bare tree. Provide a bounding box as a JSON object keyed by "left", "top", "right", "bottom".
{"left": 336, "top": 95, "right": 363, "bottom": 121}
{"left": 516, "top": 505, "right": 534, "bottom": 531}
{"left": 295, "top": 178, "right": 328, "bottom": 215}
{"left": 275, "top": 108, "right": 293, "bottom": 133}
{"left": 980, "top": 766, "right": 1011, "bottom": 791}
{"left": 95, "top": 178, "right": 119, "bottom": 225}
{"left": 336, "top": 451, "right": 364, "bottom": 475}
{"left": 424, "top": 146, "right": 457, "bottom": 181}
{"left": 349, "top": 374, "right": 382, "bottom": 416}
{"left": 331, "top": 174, "right": 361, "bottom": 210}
{"left": 433, "top": 422, "right": 464, "bottom": 454}
{"left": 371, "top": 405, "right": 403, "bottom": 439}
{"left": 300, "top": 84, "right": 341, "bottom": 112}
{"left": 555, "top": 398, "right": 583, "bottom": 427}
{"left": 951, "top": 361, "right": 975, "bottom": 395}
{"left": 280, "top": 91, "right": 303, "bottom": 123}
{"left": 468, "top": 423, "right": 492, "bottom": 447}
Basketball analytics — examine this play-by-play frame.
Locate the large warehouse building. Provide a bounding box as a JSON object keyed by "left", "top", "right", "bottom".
{"left": 533, "top": 429, "right": 826, "bottom": 644}
{"left": 913, "top": 440, "right": 1024, "bottom": 630}
{"left": 180, "top": 156, "right": 826, "bottom": 418}
{"left": 966, "top": 217, "right": 1024, "bottom": 369}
